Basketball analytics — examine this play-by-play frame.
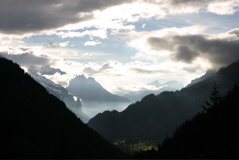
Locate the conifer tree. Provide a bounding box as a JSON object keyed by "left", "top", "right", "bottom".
{"left": 202, "top": 82, "right": 222, "bottom": 112}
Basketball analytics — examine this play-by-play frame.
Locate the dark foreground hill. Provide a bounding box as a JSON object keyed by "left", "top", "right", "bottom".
{"left": 88, "top": 60, "right": 239, "bottom": 144}
{"left": 0, "top": 57, "right": 126, "bottom": 159}
{"left": 135, "top": 85, "right": 239, "bottom": 159}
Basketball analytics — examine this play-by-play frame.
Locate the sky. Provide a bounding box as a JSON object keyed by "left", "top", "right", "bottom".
{"left": 0, "top": 0, "right": 239, "bottom": 95}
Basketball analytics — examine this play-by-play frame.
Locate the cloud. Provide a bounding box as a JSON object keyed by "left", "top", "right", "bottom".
{"left": 83, "top": 52, "right": 93, "bottom": 56}
{"left": 83, "top": 63, "right": 112, "bottom": 76}
{"left": 0, "top": 0, "right": 237, "bottom": 38}
{"left": 83, "top": 67, "right": 98, "bottom": 75}
{"left": 229, "top": 28, "right": 239, "bottom": 37}
{"left": 99, "top": 63, "right": 112, "bottom": 71}
{"left": 47, "top": 41, "right": 58, "bottom": 47}
{"left": 171, "top": 45, "right": 199, "bottom": 63}
{"left": 148, "top": 33, "right": 239, "bottom": 68}
{"left": 207, "top": 0, "right": 239, "bottom": 15}
{"left": 0, "top": 47, "right": 58, "bottom": 67}
{"left": 84, "top": 41, "right": 101, "bottom": 46}
{"left": 56, "top": 30, "right": 108, "bottom": 39}
{"left": 130, "top": 68, "right": 166, "bottom": 74}
{"left": 145, "top": 0, "right": 239, "bottom": 15}
{"left": 59, "top": 41, "right": 70, "bottom": 47}
{"left": 0, "top": 0, "right": 131, "bottom": 35}
{"left": 0, "top": 45, "right": 207, "bottom": 94}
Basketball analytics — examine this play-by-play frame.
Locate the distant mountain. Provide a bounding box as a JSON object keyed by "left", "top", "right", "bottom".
{"left": 28, "top": 67, "right": 89, "bottom": 123}
{"left": 147, "top": 80, "right": 161, "bottom": 87}
{"left": 124, "top": 80, "right": 184, "bottom": 102}
{"left": 0, "top": 57, "right": 126, "bottom": 159}
{"left": 68, "top": 75, "right": 130, "bottom": 103}
{"left": 39, "top": 65, "right": 66, "bottom": 75}
{"left": 67, "top": 75, "right": 131, "bottom": 117}
{"left": 88, "top": 60, "right": 239, "bottom": 143}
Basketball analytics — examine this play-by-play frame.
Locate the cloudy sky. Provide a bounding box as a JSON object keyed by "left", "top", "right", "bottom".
{"left": 0, "top": 0, "right": 239, "bottom": 95}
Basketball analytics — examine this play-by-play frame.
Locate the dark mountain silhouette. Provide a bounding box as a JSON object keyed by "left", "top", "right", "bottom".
{"left": 125, "top": 80, "right": 183, "bottom": 102}
{"left": 186, "top": 70, "right": 216, "bottom": 88}
{"left": 88, "top": 60, "right": 239, "bottom": 143}
{"left": 28, "top": 67, "right": 89, "bottom": 123}
{"left": 0, "top": 57, "right": 126, "bottom": 159}
{"left": 134, "top": 85, "right": 239, "bottom": 159}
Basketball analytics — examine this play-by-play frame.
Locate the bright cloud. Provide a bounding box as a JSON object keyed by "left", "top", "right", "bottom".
{"left": 59, "top": 41, "right": 70, "bottom": 47}
{"left": 56, "top": 30, "right": 108, "bottom": 39}
{"left": 207, "top": 0, "right": 239, "bottom": 15}
{"left": 84, "top": 41, "right": 102, "bottom": 46}
{"left": 0, "top": 0, "right": 239, "bottom": 96}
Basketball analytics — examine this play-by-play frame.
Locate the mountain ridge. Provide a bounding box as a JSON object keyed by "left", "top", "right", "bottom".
{"left": 88, "top": 60, "right": 239, "bottom": 143}
{"left": 67, "top": 74, "right": 130, "bottom": 103}
{"left": 28, "top": 67, "right": 89, "bottom": 123}
{"left": 0, "top": 57, "right": 126, "bottom": 159}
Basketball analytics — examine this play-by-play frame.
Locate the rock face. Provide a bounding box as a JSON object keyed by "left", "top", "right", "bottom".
{"left": 67, "top": 75, "right": 131, "bottom": 117}
{"left": 0, "top": 57, "right": 127, "bottom": 159}
{"left": 88, "top": 60, "right": 239, "bottom": 143}
{"left": 67, "top": 75, "right": 130, "bottom": 103}
{"left": 28, "top": 67, "right": 89, "bottom": 123}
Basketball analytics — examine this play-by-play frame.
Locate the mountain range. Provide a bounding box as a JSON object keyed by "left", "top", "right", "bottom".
{"left": 124, "top": 80, "right": 184, "bottom": 102}
{"left": 28, "top": 67, "right": 89, "bottom": 123}
{"left": 88, "top": 60, "right": 239, "bottom": 144}
{"left": 67, "top": 75, "right": 131, "bottom": 117}
{"left": 67, "top": 75, "right": 130, "bottom": 103}
{"left": 0, "top": 57, "right": 126, "bottom": 159}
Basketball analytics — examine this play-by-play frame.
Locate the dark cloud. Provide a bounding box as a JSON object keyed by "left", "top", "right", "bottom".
{"left": 148, "top": 34, "right": 239, "bottom": 68}
{"left": 0, "top": 48, "right": 56, "bottom": 67}
{"left": 170, "top": 0, "right": 211, "bottom": 5}
{"left": 0, "top": 52, "right": 50, "bottom": 66}
{"left": 171, "top": 45, "right": 199, "bottom": 63}
{"left": 0, "top": 0, "right": 131, "bottom": 35}
{"left": 229, "top": 28, "right": 239, "bottom": 37}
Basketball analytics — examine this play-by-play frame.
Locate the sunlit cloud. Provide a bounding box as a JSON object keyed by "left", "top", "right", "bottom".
{"left": 84, "top": 40, "right": 102, "bottom": 46}
{"left": 0, "top": 0, "right": 238, "bottom": 96}
{"left": 56, "top": 30, "right": 108, "bottom": 39}
{"left": 59, "top": 41, "right": 70, "bottom": 47}
{"left": 207, "top": 0, "right": 239, "bottom": 15}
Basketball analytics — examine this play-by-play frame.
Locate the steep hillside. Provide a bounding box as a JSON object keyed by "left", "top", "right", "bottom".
{"left": 88, "top": 60, "right": 239, "bottom": 143}
{"left": 135, "top": 85, "right": 239, "bottom": 159}
{"left": 0, "top": 57, "right": 126, "bottom": 159}
{"left": 28, "top": 67, "right": 89, "bottom": 123}
{"left": 124, "top": 80, "right": 184, "bottom": 102}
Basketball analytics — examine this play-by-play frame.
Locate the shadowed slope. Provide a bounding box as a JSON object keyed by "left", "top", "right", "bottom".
{"left": 0, "top": 57, "right": 126, "bottom": 159}
{"left": 88, "top": 60, "right": 239, "bottom": 143}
